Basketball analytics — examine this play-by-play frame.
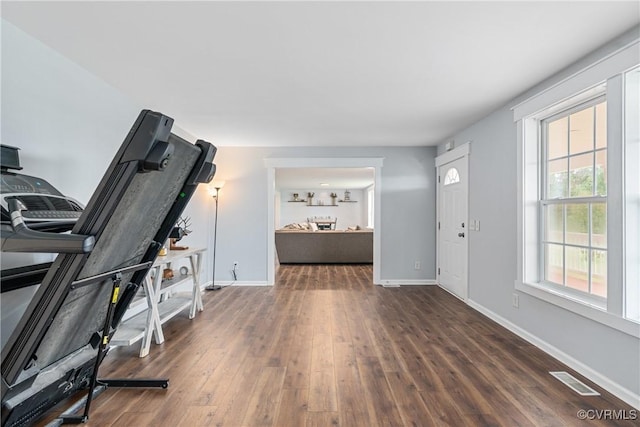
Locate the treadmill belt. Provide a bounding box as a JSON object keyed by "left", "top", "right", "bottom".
{"left": 35, "top": 137, "right": 200, "bottom": 369}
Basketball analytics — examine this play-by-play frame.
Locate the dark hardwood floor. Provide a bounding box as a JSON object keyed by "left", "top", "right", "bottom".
{"left": 36, "top": 264, "right": 636, "bottom": 426}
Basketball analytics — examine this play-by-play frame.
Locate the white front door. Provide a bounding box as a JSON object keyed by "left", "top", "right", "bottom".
{"left": 438, "top": 156, "right": 468, "bottom": 300}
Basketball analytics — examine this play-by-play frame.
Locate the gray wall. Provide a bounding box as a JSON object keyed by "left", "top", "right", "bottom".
{"left": 1, "top": 20, "right": 140, "bottom": 204}
{"left": 1, "top": 21, "right": 212, "bottom": 277}
{"left": 211, "top": 146, "right": 437, "bottom": 283}
{"left": 437, "top": 27, "right": 640, "bottom": 398}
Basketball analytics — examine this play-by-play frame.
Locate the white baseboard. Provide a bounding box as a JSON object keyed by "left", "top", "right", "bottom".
{"left": 202, "top": 280, "right": 271, "bottom": 288}
{"left": 229, "top": 281, "right": 271, "bottom": 286}
{"left": 208, "top": 279, "right": 438, "bottom": 288}
{"left": 466, "top": 299, "right": 640, "bottom": 409}
{"left": 380, "top": 279, "right": 437, "bottom": 287}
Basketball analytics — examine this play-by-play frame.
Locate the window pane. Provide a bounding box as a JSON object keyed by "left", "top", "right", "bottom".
{"left": 444, "top": 167, "right": 460, "bottom": 186}
{"left": 569, "top": 107, "right": 594, "bottom": 155}
{"left": 595, "top": 150, "right": 607, "bottom": 196}
{"left": 625, "top": 66, "right": 640, "bottom": 321}
{"left": 544, "top": 204, "right": 563, "bottom": 243}
{"left": 548, "top": 117, "right": 568, "bottom": 159}
{"left": 591, "top": 203, "right": 606, "bottom": 249}
{"left": 595, "top": 102, "right": 607, "bottom": 150}
{"left": 569, "top": 153, "right": 593, "bottom": 197}
{"left": 566, "top": 203, "right": 589, "bottom": 246}
{"left": 545, "top": 243, "right": 564, "bottom": 285}
{"left": 539, "top": 95, "right": 609, "bottom": 304}
{"left": 591, "top": 250, "right": 607, "bottom": 298}
{"left": 566, "top": 246, "right": 589, "bottom": 293}
{"left": 548, "top": 158, "right": 568, "bottom": 198}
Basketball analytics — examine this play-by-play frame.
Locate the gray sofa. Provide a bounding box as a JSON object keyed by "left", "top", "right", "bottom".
{"left": 275, "top": 230, "right": 373, "bottom": 264}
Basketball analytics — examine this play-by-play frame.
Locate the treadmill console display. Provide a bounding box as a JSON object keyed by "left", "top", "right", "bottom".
{"left": 1, "top": 174, "right": 64, "bottom": 196}
{"left": 0, "top": 144, "right": 80, "bottom": 225}
{"left": 1, "top": 173, "right": 83, "bottom": 226}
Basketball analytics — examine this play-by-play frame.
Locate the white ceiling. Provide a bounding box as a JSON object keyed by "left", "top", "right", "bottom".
{"left": 2, "top": 2, "right": 638, "bottom": 148}
{"left": 276, "top": 167, "right": 374, "bottom": 190}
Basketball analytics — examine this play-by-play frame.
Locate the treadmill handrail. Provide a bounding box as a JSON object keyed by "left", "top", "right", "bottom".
{"left": 69, "top": 261, "right": 152, "bottom": 290}
{"left": 1, "top": 198, "right": 95, "bottom": 254}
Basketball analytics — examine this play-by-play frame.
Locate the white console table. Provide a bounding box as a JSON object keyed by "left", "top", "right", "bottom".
{"left": 111, "top": 247, "right": 206, "bottom": 357}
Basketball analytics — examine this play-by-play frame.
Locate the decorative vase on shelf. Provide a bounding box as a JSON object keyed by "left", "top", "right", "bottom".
{"left": 307, "top": 192, "right": 314, "bottom": 206}
{"left": 330, "top": 193, "right": 337, "bottom": 205}
{"left": 293, "top": 193, "right": 299, "bottom": 201}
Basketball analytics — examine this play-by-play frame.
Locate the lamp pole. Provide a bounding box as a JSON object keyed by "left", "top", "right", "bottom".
{"left": 206, "top": 183, "right": 224, "bottom": 291}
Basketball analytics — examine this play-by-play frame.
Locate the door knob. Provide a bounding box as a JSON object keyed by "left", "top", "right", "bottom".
{"left": 458, "top": 232, "right": 465, "bottom": 238}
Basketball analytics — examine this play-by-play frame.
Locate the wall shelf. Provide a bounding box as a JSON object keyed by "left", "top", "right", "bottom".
{"left": 288, "top": 191, "right": 357, "bottom": 205}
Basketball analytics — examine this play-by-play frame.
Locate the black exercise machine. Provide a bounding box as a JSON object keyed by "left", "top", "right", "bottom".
{"left": 0, "top": 110, "right": 216, "bottom": 426}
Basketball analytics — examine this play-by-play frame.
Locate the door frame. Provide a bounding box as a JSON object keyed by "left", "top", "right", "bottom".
{"left": 265, "top": 157, "right": 384, "bottom": 286}
{"left": 435, "top": 143, "right": 471, "bottom": 300}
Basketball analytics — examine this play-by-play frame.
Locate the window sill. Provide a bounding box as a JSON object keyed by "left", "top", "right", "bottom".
{"left": 515, "top": 280, "right": 640, "bottom": 337}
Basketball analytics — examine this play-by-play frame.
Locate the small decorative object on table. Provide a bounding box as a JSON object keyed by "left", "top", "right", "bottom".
{"left": 169, "top": 216, "right": 192, "bottom": 250}
{"left": 162, "top": 268, "right": 174, "bottom": 280}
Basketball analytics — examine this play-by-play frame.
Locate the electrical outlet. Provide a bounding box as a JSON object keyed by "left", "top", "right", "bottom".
{"left": 512, "top": 293, "right": 519, "bottom": 308}
{"left": 414, "top": 261, "right": 421, "bottom": 270}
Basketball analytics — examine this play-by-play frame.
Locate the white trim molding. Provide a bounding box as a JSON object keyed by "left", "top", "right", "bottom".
{"left": 515, "top": 280, "right": 640, "bottom": 337}
{"left": 202, "top": 280, "right": 270, "bottom": 288}
{"left": 223, "top": 281, "right": 271, "bottom": 287}
{"left": 514, "top": 35, "right": 640, "bottom": 335}
{"left": 467, "top": 299, "right": 640, "bottom": 409}
{"left": 512, "top": 39, "right": 640, "bottom": 121}
{"left": 381, "top": 279, "right": 437, "bottom": 287}
{"left": 435, "top": 142, "right": 471, "bottom": 167}
{"left": 264, "top": 157, "right": 384, "bottom": 169}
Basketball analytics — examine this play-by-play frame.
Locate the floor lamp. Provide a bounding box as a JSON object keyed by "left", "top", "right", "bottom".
{"left": 206, "top": 181, "right": 225, "bottom": 291}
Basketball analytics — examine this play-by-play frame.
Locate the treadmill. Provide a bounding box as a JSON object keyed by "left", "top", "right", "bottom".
{"left": 0, "top": 110, "right": 217, "bottom": 426}
{"left": 1, "top": 144, "right": 86, "bottom": 351}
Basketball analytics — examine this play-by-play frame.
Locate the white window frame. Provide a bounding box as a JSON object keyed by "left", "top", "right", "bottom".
{"left": 513, "top": 39, "right": 640, "bottom": 337}
{"left": 624, "top": 66, "right": 640, "bottom": 322}
{"left": 538, "top": 95, "right": 608, "bottom": 302}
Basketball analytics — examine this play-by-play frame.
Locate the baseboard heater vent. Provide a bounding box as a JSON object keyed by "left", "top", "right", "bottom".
{"left": 550, "top": 371, "right": 600, "bottom": 396}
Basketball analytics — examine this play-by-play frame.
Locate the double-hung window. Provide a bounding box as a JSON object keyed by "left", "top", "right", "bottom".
{"left": 541, "top": 97, "right": 608, "bottom": 300}
{"left": 514, "top": 38, "right": 639, "bottom": 335}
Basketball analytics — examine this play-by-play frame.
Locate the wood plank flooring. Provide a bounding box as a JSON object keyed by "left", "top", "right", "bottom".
{"left": 36, "top": 264, "right": 636, "bottom": 426}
